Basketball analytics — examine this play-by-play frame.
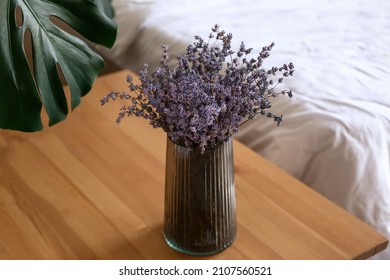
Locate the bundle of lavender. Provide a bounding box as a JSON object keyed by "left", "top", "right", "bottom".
{"left": 101, "top": 25, "right": 294, "bottom": 152}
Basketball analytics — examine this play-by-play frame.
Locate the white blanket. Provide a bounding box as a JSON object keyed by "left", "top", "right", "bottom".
{"left": 103, "top": 0, "right": 390, "bottom": 259}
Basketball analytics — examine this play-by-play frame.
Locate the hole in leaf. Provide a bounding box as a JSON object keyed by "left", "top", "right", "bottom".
{"left": 23, "top": 29, "right": 35, "bottom": 78}
{"left": 56, "top": 63, "right": 72, "bottom": 111}
{"left": 49, "top": 15, "right": 85, "bottom": 41}
{"left": 56, "top": 62, "right": 68, "bottom": 85}
{"left": 15, "top": 6, "right": 24, "bottom": 27}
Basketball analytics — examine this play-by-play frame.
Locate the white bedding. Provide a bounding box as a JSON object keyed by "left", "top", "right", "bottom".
{"left": 102, "top": 0, "right": 390, "bottom": 259}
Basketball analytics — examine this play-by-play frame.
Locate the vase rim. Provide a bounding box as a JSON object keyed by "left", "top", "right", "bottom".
{"left": 167, "top": 136, "right": 232, "bottom": 151}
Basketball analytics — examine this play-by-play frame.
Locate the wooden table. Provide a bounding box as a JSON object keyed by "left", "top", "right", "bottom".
{"left": 0, "top": 70, "right": 387, "bottom": 260}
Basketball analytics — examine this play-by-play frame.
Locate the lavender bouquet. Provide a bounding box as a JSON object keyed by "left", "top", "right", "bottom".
{"left": 101, "top": 25, "right": 294, "bottom": 152}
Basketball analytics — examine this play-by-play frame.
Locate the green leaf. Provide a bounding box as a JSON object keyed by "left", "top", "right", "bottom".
{"left": 0, "top": 0, "right": 117, "bottom": 132}
{"left": 95, "top": 0, "right": 115, "bottom": 18}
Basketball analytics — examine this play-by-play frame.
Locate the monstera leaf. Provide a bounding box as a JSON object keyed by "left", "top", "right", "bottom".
{"left": 0, "top": 0, "right": 117, "bottom": 131}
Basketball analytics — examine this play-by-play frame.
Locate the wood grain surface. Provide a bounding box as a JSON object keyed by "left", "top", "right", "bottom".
{"left": 0, "top": 70, "right": 387, "bottom": 260}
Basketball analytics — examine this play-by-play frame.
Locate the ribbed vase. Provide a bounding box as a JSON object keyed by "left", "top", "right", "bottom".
{"left": 164, "top": 137, "right": 236, "bottom": 255}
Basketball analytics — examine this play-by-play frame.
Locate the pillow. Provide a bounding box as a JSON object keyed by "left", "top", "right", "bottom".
{"left": 106, "top": 0, "right": 155, "bottom": 59}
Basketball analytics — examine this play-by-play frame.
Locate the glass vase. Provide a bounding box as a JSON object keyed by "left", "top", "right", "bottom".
{"left": 163, "top": 137, "right": 236, "bottom": 255}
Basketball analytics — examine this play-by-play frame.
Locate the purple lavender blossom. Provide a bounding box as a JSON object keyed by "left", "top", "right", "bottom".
{"left": 100, "top": 24, "right": 294, "bottom": 152}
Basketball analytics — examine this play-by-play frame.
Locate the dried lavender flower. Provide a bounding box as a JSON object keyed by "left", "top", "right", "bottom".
{"left": 101, "top": 24, "right": 294, "bottom": 152}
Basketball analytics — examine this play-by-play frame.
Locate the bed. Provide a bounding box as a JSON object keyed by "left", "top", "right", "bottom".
{"left": 98, "top": 0, "right": 390, "bottom": 259}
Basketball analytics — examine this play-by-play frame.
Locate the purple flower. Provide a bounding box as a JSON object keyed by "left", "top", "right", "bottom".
{"left": 100, "top": 24, "right": 294, "bottom": 152}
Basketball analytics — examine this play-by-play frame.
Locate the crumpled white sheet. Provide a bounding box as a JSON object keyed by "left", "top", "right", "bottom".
{"left": 104, "top": 0, "right": 390, "bottom": 259}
